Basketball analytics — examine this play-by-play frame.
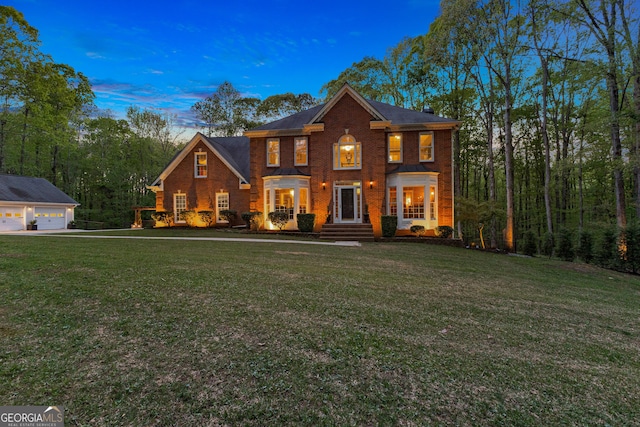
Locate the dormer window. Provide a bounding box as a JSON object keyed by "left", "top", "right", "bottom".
{"left": 333, "top": 134, "right": 361, "bottom": 170}
{"left": 195, "top": 152, "right": 207, "bottom": 177}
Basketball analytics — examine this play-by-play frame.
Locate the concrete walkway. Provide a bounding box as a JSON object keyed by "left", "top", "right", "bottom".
{"left": 0, "top": 228, "right": 362, "bottom": 247}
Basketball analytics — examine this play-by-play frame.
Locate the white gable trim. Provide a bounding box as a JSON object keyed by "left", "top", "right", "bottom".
{"left": 309, "top": 84, "right": 387, "bottom": 125}
{"left": 150, "top": 133, "right": 249, "bottom": 190}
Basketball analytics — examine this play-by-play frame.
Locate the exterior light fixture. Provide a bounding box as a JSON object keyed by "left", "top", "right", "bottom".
{"left": 322, "top": 181, "right": 326, "bottom": 190}
{"left": 369, "top": 180, "right": 373, "bottom": 189}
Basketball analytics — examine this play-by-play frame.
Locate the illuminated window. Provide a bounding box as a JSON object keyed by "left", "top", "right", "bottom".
{"left": 15, "top": 212, "right": 22, "bottom": 218}
{"left": 333, "top": 134, "right": 361, "bottom": 170}
{"left": 389, "top": 187, "right": 397, "bottom": 216}
{"left": 275, "top": 188, "right": 295, "bottom": 219}
{"left": 419, "top": 132, "right": 434, "bottom": 162}
{"left": 403, "top": 186, "right": 425, "bottom": 219}
{"left": 295, "top": 137, "right": 308, "bottom": 166}
{"left": 267, "top": 138, "right": 280, "bottom": 167}
{"left": 388, "top": 134, "right": 402, "bottom": 163}
{"left": 216, "top": 193, "right": 229, "bottom": 222}
{"left": 174, "top": 193, "right": 187, "bottom": 223}
{"left": 195, "top": 152, "right": 207, "bottom": 177}
{"left": 430, "top": 185, "right": 437, "bottom": 220}
{"left": 299, "top": 188, "right": 308, "bottom": 214}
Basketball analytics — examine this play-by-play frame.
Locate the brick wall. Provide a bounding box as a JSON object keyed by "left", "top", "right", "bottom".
{"left": 159, "top": 139, "right": 249, "bottom": 226}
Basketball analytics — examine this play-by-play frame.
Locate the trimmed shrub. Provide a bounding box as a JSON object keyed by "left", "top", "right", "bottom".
{"left": 595, "top": 227, "right": 619, "bottom": 269}
{"left": 522, "top": 230, "right": 537, "bottom": 256}
{"left": 151, "top": 211, "right": 174, "bottom": 227}
{"left": 410, "top": 225, "right": 426, "bottom": 237}
{"left": 198, "top": 210, "right": 216, "bottom": 228}
{"left": 435, "top": 225, "right": 454, "bottom": 238}
{"left": 241, "top": 211, "right": 263, "bottom": 230}
{"left": 181, "top": 210, "right": 198, "bottom": 227}
{"left": 268, "top": 211, "right": 290, "bottom": 230}
{"left": 576, "top": 230, "right": 594, "bottom": 264}
{"left": 297, "top": 213, "right": 316, "bottom": 232}
{"left": 556, "top": 228, "right": 575, "bottom": 262}
{"left": 219, "top": 209, "right": 237, "bottom": 225}
{"left": 381, "top": 215, "right": 398, "bottom": 237}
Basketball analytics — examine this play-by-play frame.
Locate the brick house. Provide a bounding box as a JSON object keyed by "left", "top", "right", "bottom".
{"left": 150, "top": 84, "right": 459, "bottom": 238}
{"left": 148, "top": 135, "right": 250, "bottom": 226}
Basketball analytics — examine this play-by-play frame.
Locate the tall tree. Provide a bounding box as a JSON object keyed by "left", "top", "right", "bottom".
{"left": 573, "top": 0, "right": 627, "bottom": 228}
{"left": 191, "top": 81, "right": 261, "bottom": 137}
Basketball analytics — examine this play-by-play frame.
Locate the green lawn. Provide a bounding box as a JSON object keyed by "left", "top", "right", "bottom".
{"left": 1, "top": 231, "right": 639, "bottom": 426}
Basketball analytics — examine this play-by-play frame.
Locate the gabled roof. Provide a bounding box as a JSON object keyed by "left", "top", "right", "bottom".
{"left": 151, "top": 133, "right": 250, "bottom": 187}
{"left": 245, "top": 83, "right": 459, "bottom": 136}
{"left": 0, "top": 174, "right": 78, "bottom": 205}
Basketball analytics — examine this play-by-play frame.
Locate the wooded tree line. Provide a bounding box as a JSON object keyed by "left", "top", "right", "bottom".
{"left": 0, "top": 6, "right": 318, "bottom": 227}
{"left": 2, "top": 1, "right": 639, "bottom": 257}
{"left": 323, "top": 0, "right": 639, "bottom": 254}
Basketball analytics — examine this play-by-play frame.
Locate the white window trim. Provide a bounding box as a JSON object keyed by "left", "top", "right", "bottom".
{"left": 216, "top": 192, "right": 230, "bottom": 222}
{"left": 174, "top": 193, "right": 187, "bottom": 223}
{"left": 333, "top": 134, "right": 361, "bottom": 170}
{"left": 267, "top": 138, "right": 280, "bottom": 167}
{"left": 388, "top": 133, "right": 403, "bottom": 163}
{"left": 294, "top": 137, "right": 308, "bottom": 166}
{"left": 419, "top": 131, "right": 434, "bottom": 162}
{"left": 263, "top": 176, "right": 310, "bottom": 230}
{"left": 194, "top": 152, "right": 207, "bottom": 178}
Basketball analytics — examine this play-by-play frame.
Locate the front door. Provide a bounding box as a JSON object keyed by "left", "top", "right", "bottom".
{"left": 341, "top": 188, "right": 355, "bottom": 221}
{"left": 335, "top": 182, "right": 361, "bottom": 223}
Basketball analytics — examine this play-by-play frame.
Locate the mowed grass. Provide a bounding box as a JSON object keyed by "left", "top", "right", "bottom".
{"left": 1, "top": 232, "right": 639, "bottom": 426}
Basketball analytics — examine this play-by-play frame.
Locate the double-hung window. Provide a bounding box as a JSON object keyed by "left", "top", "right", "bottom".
{"left": 267, "top": 138, "right": 280, "bottom": 167}
{"left": 419, "top": 132, "right": 434, "bottom": 162}
{"left": 388, "top": 133, "right": 402, "bottom": 163}
{"left": 195, "top": 152, "right": 207, "bottom": 177}
{"left": 294, "top": 137, "right": 308, "bottom": 166}
{"left": 333, "top": 134, "right": 361, "bottom": 170}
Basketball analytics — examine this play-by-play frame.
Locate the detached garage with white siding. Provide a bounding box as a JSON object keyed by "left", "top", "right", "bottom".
{"left": 0, "top": 174, "right": 78, "bottom": 231}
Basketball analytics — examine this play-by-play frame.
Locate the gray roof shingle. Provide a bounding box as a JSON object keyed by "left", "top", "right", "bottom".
{"left": 205, "top": 136, "right": 250, "bottom": 183}
{"left": 0, "top": 174, "right": 78, "bottom": 204}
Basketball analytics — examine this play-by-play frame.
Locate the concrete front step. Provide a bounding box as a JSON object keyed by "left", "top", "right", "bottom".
{"left": 319, "top": 223, "right": 375, "bottom": 242}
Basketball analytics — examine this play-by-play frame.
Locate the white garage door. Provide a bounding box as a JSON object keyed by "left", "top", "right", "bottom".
{"left": 35, "top": 208, "right": 66, "bottom": 230}
{"left": 0, "top": 206, "right": 25, "bottom": 231}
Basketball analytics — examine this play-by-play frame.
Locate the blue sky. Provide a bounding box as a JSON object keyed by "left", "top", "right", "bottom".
{"left": 6, "top": 0, "right": 440, "bottom": 127}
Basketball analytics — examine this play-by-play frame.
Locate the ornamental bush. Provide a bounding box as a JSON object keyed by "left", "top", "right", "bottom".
{"left": 241, "top": 211, "right": 263, "bottom": 230}
{"left": 297, "top": 213, "right": 316, "bottom": 232}
{"left": 435, "top": 225, "right": 454, "bottom": 238}
{"left": 410, "top": 225, "right": 426, "bottom": 237}
{"left": 219, "top": 209, "right": 237, "bottom": 225}
{"left": 381, "top": 215, "right": 397, "bottom": 237}
{"left": 151, "top": 211, "right": 174, "bottom": 227}
{"left": 181, "top": 210, "right": 198, "bottom": 227}
{"left": 198, "top": 210, "right": 216, "bottom": 228}
{"left": 268, "top": 211, "right": 290, "bottom": 230}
